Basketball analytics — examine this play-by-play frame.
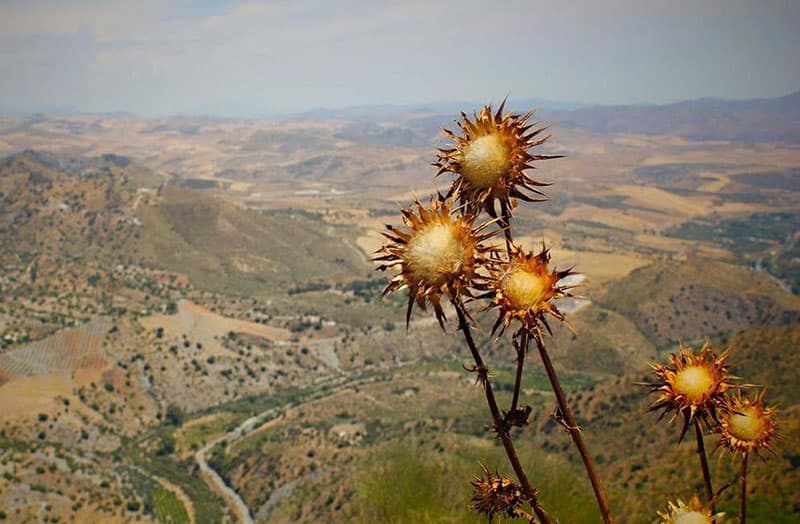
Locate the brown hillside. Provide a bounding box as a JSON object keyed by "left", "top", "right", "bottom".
{"left": 136, "top": 184, "right": 368, "bottom": 295}
{"left": 598, "top": 258, "right": 800, "bottom": 349}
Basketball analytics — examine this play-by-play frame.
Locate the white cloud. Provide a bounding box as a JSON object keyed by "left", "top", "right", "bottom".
{"left": 0, "top": 0, "right": 798, "bottom": 115}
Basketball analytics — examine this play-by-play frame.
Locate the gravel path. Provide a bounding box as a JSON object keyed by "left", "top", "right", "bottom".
{"left": 194, "top": 364, "right": 415, "bottom": 522}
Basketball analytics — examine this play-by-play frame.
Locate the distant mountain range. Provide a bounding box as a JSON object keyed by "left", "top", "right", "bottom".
{"left": 288, "top": 91, "right": 800, "bottom": 145}
{"left": 303, "top": 90, "right": 800, "bottom": 144}
{"left": 316, "top": 91, "right": 800, "bottom": 148}
{"left": 297, "top": 97, "right": 590, "bottom": 120}
{"left": 3, "top": 90, "right": 799, "bottom": 143}
{"left": 546, "top": 90, "right": 800, "bottom": 143}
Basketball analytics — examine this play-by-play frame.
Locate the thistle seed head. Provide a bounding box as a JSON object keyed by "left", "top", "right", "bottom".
{"left": 718, "top": 390, "right": 778, "bottom": 459}
{"left": 647, "top": 342, "right": 734, "bottom": 439}
{"left": 374, "top": 196, "right": 497, "bottom": 329}
{"left": 657, "top": 495, "right": 724, "bottom": 524}
{"left": 435, "top": 101, "right": 561, "bottom": 217}
{"left": 488, "top": 244, "right": 573, "bottom": 343}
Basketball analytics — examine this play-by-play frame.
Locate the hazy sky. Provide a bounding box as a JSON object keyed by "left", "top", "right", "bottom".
{"left": 1, "top": 0, "right": 799, "bottom": 116}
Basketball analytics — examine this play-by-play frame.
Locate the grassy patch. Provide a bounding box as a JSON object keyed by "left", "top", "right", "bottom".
{"left": 176, "top": 412, "right": 239, "bottom": 453}
{"left": 120, "top": 431, "right": 226, "bottom": 524}
{"left": 153, "top": 487, "right": 190, "bottom": 524}
{"left": 348, "top": 439, "right": 599, "bottom": 523}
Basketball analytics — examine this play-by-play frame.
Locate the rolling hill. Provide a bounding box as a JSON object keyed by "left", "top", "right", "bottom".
{"left": 0, "top": 150, "right": 369, "bottom": 302}
{"left": 0, "top": 96, "right": 798, "bottom": 524}
{"left": 547, "top": 90, "right": 800, "bottom": 143}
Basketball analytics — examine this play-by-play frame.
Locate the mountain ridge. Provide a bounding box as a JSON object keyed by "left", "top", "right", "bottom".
{"left": 547, "top": 89, "right": 800, "bottom": 142}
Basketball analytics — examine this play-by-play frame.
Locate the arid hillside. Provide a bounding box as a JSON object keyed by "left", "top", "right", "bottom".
{"left": 0, "top": 98, "right": 798, "bottom": 523}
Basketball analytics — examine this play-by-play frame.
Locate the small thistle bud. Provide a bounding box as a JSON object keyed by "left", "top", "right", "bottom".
{"left": 470, "top": 465, "right": 528, "bottom": 520}
{"left": 488, "top": 244, "right": 573, "bottom": 342}
{"left": 647, "top": 342, "right": 733, "bottom": 439}
{"left": 718, "top": 390, "right": 778, "bottom": 458}
{"left": 657, "top": 495, "right": 725, "bottom": 523}
{"left": 435, "top": 101, "right": 561, "bottom": 216}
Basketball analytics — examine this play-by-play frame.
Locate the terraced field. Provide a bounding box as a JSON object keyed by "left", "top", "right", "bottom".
{"left": 0, "top": 317, "right": 111, "bottom": 378}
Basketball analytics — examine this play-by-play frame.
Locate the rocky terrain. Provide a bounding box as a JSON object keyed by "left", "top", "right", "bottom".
{"left": 0, "top": 94, "right": 798, "bottom": 522}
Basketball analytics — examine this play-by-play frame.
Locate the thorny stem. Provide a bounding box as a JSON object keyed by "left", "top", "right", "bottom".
{"left": 740, "top": 452, "right": 748, "bottom": 524}
{"left": 501, "top": 201, "right": 525, "bottom": 415}
{"left": 534, "top": 337, "right": 614, "bottom": 524}
{"left": 454, "top": 301, "right": 552, "bottom": 524}
{"left": 694, "top": 419, "right": 715, "bottom": 515}
{"left": 499, "top": 200, "right": 514, "bottom": 257}
{"left": 510, "top": 341, "right": 525, "bottom": 413}
{"left": 515, "top": 507, "right": 538, "bottom": 524}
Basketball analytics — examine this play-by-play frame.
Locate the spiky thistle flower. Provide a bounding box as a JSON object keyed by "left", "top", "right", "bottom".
{"left": 434, "top": 101, "right": 561, "bottom": 217}
{"left": 470, "top": 465, "right": 528, "bottom": 520}
{"left": 374, "top": 196, "right": 496, "bottom": 329}
{"left": 718, "top": 390, "right": 778, "bottom": 459}
{"left": 647, "top": 342, "right": 734, "bottom": 439}
{"left": 657, "top": 494, "right": 725, "bottom": 524}
{"left": 486, "top": 244, "right": 573, "bottom": 343}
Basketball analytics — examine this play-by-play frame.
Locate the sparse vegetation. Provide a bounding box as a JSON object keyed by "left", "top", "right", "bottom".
{"left": 0, "top": 98, "right": 797, "bottom": 523}
{"left": 153, "top": 487, "right": 190, "bottom": 524}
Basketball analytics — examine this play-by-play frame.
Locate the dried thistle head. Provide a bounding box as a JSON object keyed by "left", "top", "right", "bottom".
{"left": 487, "top": 244, "right": 573, "bottom": 343}
{"left": 718, "top": 390, "right": 778, "bottom": 459}
{"left": 374, "top": 196, "right": 495, "bottom": 329}
{"left": 647, "top": 342, "right": 733, "bottom": 439}
{"left": 470, "top": 465, "right": 527, "bottom": 520}
{"left": 434, "top": 101, "right": 561, "bottom": 216}
{"left": 657, "top": 494, "right": 725, "bottom": 523}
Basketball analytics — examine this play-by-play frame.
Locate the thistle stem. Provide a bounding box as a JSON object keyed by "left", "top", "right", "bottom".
{"left": 499, "top": 200, "right": 514, "bottom": 257}
{"left": 454, "top": 301, "right": 552, "bottom": 524}
{"left": 740, "top": 452, "right": 748, "bottom": 524}
{"left": 510, "top": 342, "right": 525, "bottom": 413}
{"left": 501, "top": 201, "right": 523, "bottom": 414}
{"left": 694, "top": 419, "right": 715, "bottom": 514}
{"left": 534, "top": 337, "right": 614, "bottom": 524}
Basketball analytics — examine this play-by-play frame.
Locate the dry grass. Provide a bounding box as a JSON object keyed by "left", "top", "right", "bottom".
{"left": 613, "top": 185, "right": 711, "bottom": 217}
{"left": 139, "top": 300, "right": 290, "bottom": 359}
{"left": 547, "top": 246, "right": 649, "bottom": 285}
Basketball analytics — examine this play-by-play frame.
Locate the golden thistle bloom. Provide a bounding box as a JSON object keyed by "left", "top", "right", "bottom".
{"left": 374, "top": 197, "right": 495, "bottom": 329}
{"left": 488, "top": 244, "right": 572, "bottom": 342}
{"left": 718, "top": 390, "right": 777, "bottom": 458}
{"left": 470, "top": 465, "right": 527, "bottom": 520}
{"left": 434, "top": 101, "right": 561, "bottom": 216}
{"left": 647, "top": 342, "right": 733, "bottom": 439}
{"left": 657, "top": 495, "right": 725, "bottom": 524}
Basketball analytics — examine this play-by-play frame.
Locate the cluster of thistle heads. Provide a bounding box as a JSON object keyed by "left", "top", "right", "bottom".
{"left": 373, "top": 101, "right": 783, "bottom": 523}
{"left": 374, "top": 102, "right": 575, "bottom": 520}
{"left": 648, "top": 341, "right": 779, "bottom": 522}
{"left": 374, "top": 101, "right": 571, "bottom": 347}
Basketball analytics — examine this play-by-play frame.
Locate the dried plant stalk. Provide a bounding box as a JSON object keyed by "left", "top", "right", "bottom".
{"left": 740, "top": 451, "right": 748, "bottom": 524}
{"left": 377, "top": 101, "right": 617, "bottom": 523}
{"left": 454, "top": 300, "right": 552, "bottom": 524}
{"left": 694, "top": 419, "right": 715, "bottom": 515}
{"left": 532, "top": 337, "right": 614, "bottom": 523}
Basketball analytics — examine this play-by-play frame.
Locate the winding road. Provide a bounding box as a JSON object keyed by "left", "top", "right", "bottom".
{"left": 196, "top": 422, "right": 258, "bottom": 523}
{"left": 193, "top": 370, "right": 391, "bottom": 522}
